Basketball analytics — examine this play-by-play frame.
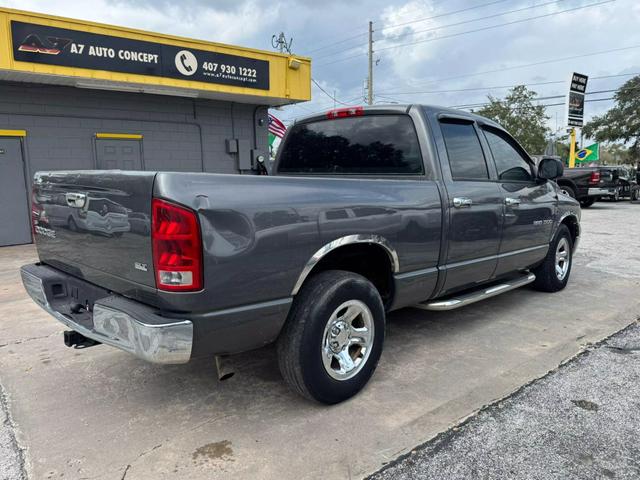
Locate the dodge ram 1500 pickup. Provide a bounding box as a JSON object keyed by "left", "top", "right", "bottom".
{"left": 22, "top": 105, "right": 580, "bottom": 404}
{"left": 555, "top": 166, "right": 619, "bottom": 207}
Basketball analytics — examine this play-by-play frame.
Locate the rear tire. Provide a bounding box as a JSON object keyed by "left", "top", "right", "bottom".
{"left": 532, "top": 225, "right": 573, "bottom": 292}
{"left": 277, "top": 270, "right": 385, "bottom": 404}
{"left": 579, "top": 198, "right": 595, "bottom": 208}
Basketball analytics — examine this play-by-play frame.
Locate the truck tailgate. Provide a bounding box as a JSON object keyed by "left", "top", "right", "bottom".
{"left": 32, "top": 171, "right": 157, "bottom": 294}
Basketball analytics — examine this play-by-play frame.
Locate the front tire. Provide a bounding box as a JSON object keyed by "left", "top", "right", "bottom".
{"left": 277, "top": 270, "right": 385, "bottom": 404}
{"left": 559, "top": 185, "right": 576, "bottom": 199}
{"left": 532, "top": 225, "right": 573, "bottom": 292}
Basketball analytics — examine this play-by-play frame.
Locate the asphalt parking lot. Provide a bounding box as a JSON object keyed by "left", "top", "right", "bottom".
{"left": 1, "top": 202, "right": 639, "bottom": 480}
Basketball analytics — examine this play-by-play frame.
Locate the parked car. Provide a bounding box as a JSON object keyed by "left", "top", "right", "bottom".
{"left": 21, "top": 105, "right": 580, "bottom": 404}
{"left": 611, "top": 166, "right": 633, "bottom": 199}
{"left": 633, "top": 167, "right": 640, "bottom": 202}
{"left": 555, "top": 166, "right": 619, "bottom": 207}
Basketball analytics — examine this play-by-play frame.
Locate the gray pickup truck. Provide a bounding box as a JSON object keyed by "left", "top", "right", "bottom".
{"left": 22, "top": 105, "right": 580, "bottom": 404}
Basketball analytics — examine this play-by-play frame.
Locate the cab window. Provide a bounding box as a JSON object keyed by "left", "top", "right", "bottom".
{"left": 483, "top": 129, "right": 533, "bottom": 182}
{"left": 278, "top": 115, "right": 424, "bottom": 175}
{"left": 440, "top": 121, "right": 489, "bottom": 180}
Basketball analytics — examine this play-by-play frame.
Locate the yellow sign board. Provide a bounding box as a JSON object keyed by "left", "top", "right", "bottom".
{"left": 0, "top": 7, "right": 311, "bottom": 105}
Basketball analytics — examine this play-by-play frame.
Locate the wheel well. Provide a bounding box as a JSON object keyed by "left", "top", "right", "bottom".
{"left": 556, "top": 179, "right": 576, "bottom": 191}
{"left": 302, "top": 244, "right": 394, "bottom": 308}
{"left": 561, "top": 215, "right": 580, "bottom": 245}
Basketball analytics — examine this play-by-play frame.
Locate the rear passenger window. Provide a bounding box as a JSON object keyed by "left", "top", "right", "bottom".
{"left": 440, "top": 121, "right": 489, "bottom": 180}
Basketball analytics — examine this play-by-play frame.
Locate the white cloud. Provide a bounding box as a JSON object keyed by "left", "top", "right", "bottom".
{"left": 378, "top": 0, "right": 439, "bottom": 71}
{"left": 3, "top": 0, "right": 280, "bottom": 47}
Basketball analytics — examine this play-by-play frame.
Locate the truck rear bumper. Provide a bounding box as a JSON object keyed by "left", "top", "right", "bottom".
{"left": 21, "top": 264, "right": 192, "bottom": 364}
{"left": 588, "top": 187, "right": 616, "bottom": 197}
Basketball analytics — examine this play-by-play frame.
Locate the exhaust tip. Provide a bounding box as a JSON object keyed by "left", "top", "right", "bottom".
{"left": 215, "top": 355, "right": 235, "bottom": 381}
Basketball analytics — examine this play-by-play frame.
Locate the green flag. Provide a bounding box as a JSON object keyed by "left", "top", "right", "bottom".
{"left": 575, "top": 143, "right": 599, "bottom": 163}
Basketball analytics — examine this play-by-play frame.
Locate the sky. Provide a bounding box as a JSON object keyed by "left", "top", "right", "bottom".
{"left": 5, "top": 0, "right": 639, "bottom": 137}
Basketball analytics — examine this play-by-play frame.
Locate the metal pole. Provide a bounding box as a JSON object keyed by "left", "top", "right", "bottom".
{"left": 569, "top": 128, "right": 576, "bottom": 168}
{"left": 367, "top": 21, "right": 373, "bottom": 106}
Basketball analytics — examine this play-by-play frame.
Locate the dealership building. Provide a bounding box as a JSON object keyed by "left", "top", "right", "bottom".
{"left": 0, "top": 7, "right": 311, "bottom": 246}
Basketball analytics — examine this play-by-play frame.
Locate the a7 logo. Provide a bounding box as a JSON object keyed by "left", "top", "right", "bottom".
{"left": 18, "top": 34, "right": 72, "bottom": 55}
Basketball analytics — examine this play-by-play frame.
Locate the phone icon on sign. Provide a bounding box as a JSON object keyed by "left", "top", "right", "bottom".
{"left": 175, "top": 50, "right": 197, "bottom": 76}
{"left": 180, "top": 53, "right": 192, "bottom": 72}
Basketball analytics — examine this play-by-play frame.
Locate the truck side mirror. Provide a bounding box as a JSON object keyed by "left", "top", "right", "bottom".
{"left": 538, "top": 157, "right": 564, "bottom": 180}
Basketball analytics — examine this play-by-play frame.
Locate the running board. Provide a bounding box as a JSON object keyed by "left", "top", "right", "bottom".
{"left": 414, "top": 273, "right": 536, "bottom": 311}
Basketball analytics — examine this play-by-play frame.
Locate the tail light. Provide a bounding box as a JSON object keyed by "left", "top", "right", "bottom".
{"left": 589, "top": 171, "right": 600, "bottom": 185}
{"left": 326, "top": 106, "right": 364, "bottom": 119}
{"left": 151, "top": 198, "right": 203, "bottom": 291}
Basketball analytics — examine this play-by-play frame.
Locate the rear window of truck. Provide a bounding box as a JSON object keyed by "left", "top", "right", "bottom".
{"left": 277, "top": 115, "right": 424, "bottom": 175}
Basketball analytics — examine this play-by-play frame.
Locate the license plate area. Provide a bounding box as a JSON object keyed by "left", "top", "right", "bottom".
{"left": 25, "top": 263, "right": 111, "bottom": 329}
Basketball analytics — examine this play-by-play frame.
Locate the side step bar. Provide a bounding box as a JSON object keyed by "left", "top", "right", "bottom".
{"left": 414, "top": 272, "right": 536, "bottom": 311}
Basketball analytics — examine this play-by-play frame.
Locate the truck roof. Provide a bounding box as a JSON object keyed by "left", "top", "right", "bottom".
{"left": 292, "top": 104, "right": 503, "bottom": 131}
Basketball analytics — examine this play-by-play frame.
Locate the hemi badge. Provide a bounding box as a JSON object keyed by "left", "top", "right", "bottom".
{"left": 134, "top": 262, "right": 148, "bottom": 272}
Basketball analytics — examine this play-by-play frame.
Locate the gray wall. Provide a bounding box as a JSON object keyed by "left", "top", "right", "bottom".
{"left": 0, "top": 81, "right": 270, "bottom": 181}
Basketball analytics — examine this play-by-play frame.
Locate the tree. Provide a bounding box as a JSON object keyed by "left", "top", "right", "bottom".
{"left": 475, "top": 85, "right": 549, "bottom": 154}
{"left": 599, "top": 144, "right": 630, "bottom": 165}
{"left": 583, "top": 75, "right": 640, "bottom": 159}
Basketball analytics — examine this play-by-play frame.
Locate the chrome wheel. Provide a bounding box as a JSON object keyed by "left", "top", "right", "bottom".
{"left": 555, "top": 237, "right": 570, "bottom": 281}
{"left": 321, "top": 300, "right": 374, "bottom": 381}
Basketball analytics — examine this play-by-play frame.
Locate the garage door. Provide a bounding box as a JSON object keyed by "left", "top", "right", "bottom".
{"left": 0, "top": 138, "right": 31, "bottom": 246}
{"left": 96, "top": 139, "right": 143, "bottom": 170}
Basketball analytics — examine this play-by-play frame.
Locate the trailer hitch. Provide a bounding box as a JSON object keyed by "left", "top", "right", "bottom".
{"left": 63, "top": 330, "right": 100, "bottom": 349}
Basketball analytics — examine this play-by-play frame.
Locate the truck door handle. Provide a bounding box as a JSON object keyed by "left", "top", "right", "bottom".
{"left": 505, "top": 197, "right": 521, "bottom": 206}
{"left": 453, "top": 197, "right": 473, "bottom": 208}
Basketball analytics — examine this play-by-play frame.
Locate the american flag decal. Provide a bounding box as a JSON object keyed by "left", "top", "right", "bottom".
{"left": 268, "top": 113, "right": 287, "bottom": 138}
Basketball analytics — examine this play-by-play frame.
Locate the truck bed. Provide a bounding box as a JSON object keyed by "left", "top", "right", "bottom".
{"left": 32, "top": 170, "right": 443, "bottom": 314}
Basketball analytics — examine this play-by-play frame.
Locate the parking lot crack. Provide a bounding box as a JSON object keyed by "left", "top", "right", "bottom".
{"left": 0, "top": 331, "right": 60, "bottom": 349}
{"left": 120, "top": 464, "right": 130, "bottom": 480}
{"left": 606, "top": 345, "right": 640, "bottom": 354}
{"left": 136, "top": 443, "right": 162, "bottom": 460}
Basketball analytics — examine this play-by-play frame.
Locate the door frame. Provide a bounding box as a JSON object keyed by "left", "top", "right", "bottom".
{"left": 93, "top": 133, "right": 145, "bottom": 170}
{"left": 426, "top": 112, "right": 507, "bottom": 297}
{"left": 477, "top": 125, "right": 556, "bottom": 275}
{"left": 0, "top": 131, "right": 33, "bottom": 244}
